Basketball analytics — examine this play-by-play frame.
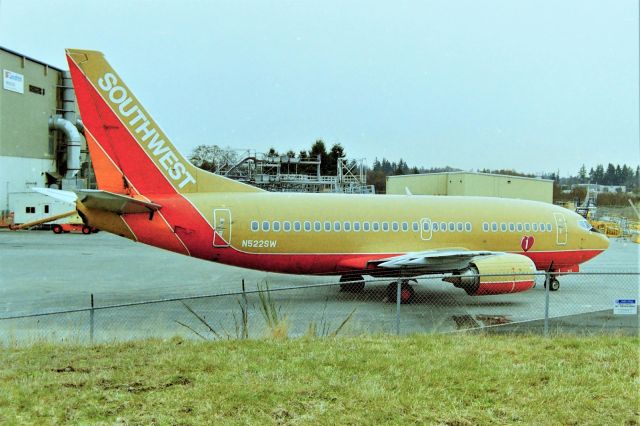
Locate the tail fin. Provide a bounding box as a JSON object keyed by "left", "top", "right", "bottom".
{"left": 65, "top": 49, "right": 261, "bottom": 195}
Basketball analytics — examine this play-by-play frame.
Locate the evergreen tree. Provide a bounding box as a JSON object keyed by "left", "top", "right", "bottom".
{"left": 310, "top": 140, "right": 329, "bottom": 174}
{"left": 327, "top": 144, "right": 345, "bottom": 175}
{"left": 593, "top": 165, "right": 605, "bottom": 184}
{"left": 578, "top": 164, "right": 588, "bottom": 183}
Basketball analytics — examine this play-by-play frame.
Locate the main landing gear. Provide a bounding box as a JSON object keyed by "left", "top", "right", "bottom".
{"left": 386, "top": 280, "right": 416, "bottom": 304}
{"left": 338, "top": 275, "right": 418, "bottom": 304}
{"left": 339, "top": 274, "right": 365, "bottom": 293}
{"left": 544, "top": 276, "right": 560, "bottom": 291}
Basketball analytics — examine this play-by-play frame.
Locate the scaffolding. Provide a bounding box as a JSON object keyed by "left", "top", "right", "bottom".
{"left": 218, "top": 150, "right": 374, "bottom": 193}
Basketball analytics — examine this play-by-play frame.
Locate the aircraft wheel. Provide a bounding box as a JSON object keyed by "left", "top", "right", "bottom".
{"left": 339, "top": 275, "right": 365, "bottom": 292}
{"left": 81, "top": 226, "right": 92, "bottom": 235}
{"left": 549, "top": 278, "right": 560, "bottom": 291}
{"left": 386, "top": 281, "right": 415, "bottom": 304}
{"left": 52, "top": 225, "right": 63, "bottom": 234}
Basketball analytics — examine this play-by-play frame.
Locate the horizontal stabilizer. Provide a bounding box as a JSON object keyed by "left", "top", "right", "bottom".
{"left": 34, "top": 187, "right": 161, "bottom": 214}
{"left": 32, "top": 187, "right": 78, "bottom": 204}
{"left": 77, "top": 190, "right": 161, "bottom": 214}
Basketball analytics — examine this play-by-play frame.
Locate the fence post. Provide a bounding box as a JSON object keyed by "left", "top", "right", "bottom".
{"left": 543, "top": 272, "right": 550, "bottom": 337}
{"left": 396, "top": 281, "right": 401, "bottom": 335}
{"left": 90, "top": 293, "right": 95, "bottom": 344}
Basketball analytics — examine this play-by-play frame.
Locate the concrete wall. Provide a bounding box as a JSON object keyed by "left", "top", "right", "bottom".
{"left": 387, "top": 172, "right": 553, "bottom": 203}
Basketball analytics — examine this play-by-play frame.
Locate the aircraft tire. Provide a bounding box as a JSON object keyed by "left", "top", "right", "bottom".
{"left": 549, "top": 278, "right": 560, "bottom": 291}
{"left": 386, "top": 281, "right": 415, "bottom": 304}
{"left": 52, "top": 225, "right": 63, "bottom": 234}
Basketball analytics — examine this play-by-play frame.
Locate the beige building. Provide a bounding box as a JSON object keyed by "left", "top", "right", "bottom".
{"left": 1, "top": 46, "right": 90, "bottom": 217}
{"left": 386, "top": 171, "right": 553, "bottom": 203}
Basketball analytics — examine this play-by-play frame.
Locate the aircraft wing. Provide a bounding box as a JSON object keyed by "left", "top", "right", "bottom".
{"left": 372, "top": 250, "right": 496, "bottom": 272}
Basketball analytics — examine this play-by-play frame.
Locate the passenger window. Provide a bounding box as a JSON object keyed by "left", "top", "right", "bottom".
{"left": 294, "top": 221, "right": 302, "bottom": 232}
{"left": 343, "top": 222, "right": 351, "bottom": 232}
{"left": 262, "top": 221, "right": 270, "bottom": 232}
{"left": 401, "top": 222, "right": 409, "bottom": 232}
{"left": 250, "top": 221, "right": 259, "bottom": 232}
{"left": 517, "top": 223, "right": 523, "bottom": 232}
{"left": 392, "top": 222, "right": 399, "bottom": 232}
{"left": 354, "top": 222, "right": 361, "bottom": 232}
{"left": 422, "top": 221, "right": 430, "bottom": 232}
{"left": 412, "top": 222, "right": 419, "bottom": 232}
{"left": 441, "top": 222, "right": 447, "bottom": 232}
{"left": 525, "top": 223, "right": 531, "bottom": 232}
{"left": 334, "top": 221, "right": 341, "bottom": 232}
{"left": 457, "top": 222, "right": 463, "bottom": 232}
{"left": 433, "top": 222, "right": 439, "bottom": 232}
{"left": 283, "top": 221, "right": 291, "bottom": 232}
{"left": 382, "top": 222, "right": 389, "bottom": 232}
{"left": 532, "top": 223, "right": 538, "bottom": 232}
{"left": 539, "top": 222, "right": 545, "bottom": 232}
{"left": 465, "top": 222, "right": 472, "bottom": 232}
{"left": 372, "top": 222, "right": 380, "bottom": 232}
{"left": 324, "top": 221, "right": 332, "bottom": 232}
{"left": 304, "top": 221, "right": 311, "bottom": 232}
{"left": 363, "top": 222, "right": 371, "bottom": 232}
{"left": 482, "top": 222, "right": 489, "bottom": 232}
{"left": 449, "top": 222, "right": 455, "bottom": 232}
{"left": 500, "top": 223, "right": 507, "bottom": 232}
{"left": 491, "top": 222, "right": 498, "bottom": 232}
{"left": 314, "top": 221, "right": 322, "bottom": 232}
{"left": 547, "top": 223, "right": 553, "bottom": 232}
{"left": 272, "top": 221, "right": 281, "bottom": 232}
{"left": 509, "top": 223, "right": 515, "bottom": 232}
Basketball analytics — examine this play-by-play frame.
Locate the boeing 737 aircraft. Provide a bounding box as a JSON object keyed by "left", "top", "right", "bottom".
{"left": 41, "top": 49, "right": 609, "bottom": 303}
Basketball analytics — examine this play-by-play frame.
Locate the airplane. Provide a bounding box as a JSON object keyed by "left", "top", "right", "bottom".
{"left": 40, "top": 49, "right": 609, "bottom": 304}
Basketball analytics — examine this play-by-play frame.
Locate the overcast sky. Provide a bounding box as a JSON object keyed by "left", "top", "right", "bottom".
{"left": 1, "top": 0, "right": 638, "bottom": 177}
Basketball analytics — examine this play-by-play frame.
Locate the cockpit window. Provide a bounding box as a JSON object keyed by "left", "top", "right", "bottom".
{"left": 578, "top": 219, "right": 597, "bottom": 232}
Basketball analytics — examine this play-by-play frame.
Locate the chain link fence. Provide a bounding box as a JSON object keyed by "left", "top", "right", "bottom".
{"left": 0, "top": 272, "right": 637, "bottom": 345}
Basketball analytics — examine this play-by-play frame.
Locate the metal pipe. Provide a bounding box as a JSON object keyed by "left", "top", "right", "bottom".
{"left": 49, "top": 115, "right": 81, "bottom": 178}
{"left": 75, "top": 118, "right": 84, "bottom": 135}
{"left": 10, "top": 210, "right": 76, "bottom": 230}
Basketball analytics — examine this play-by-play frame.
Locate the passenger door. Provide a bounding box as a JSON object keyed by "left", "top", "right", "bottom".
{"left": 554, "top": 212, "right": 568, "bottom": 246}
{"left": 213, "top": 209, "right": 232, "bottom": 247}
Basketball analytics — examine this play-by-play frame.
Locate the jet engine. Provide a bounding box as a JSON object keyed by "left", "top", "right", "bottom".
{"left": 444, "top": 253, "right": 536, "bottom": 296}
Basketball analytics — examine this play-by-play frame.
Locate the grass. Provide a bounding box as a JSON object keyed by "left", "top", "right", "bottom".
{"left": 0, "top": 334, "right": 638, "bottom": 425}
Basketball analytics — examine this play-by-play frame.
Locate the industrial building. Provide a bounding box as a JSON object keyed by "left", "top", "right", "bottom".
{"left": 1, "top": 46, "right": 91, "bottom": 224}
{"left": 386, "top": 171, "right": 553, "bottom": 203}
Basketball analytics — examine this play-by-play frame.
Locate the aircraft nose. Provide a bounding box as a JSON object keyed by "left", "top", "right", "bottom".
{"left": 596, "top": 232, "right": 610, "bottom": 251}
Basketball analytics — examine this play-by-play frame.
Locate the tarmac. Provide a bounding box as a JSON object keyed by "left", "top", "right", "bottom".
{"left": 0, "top": 229, "right": 638, "bottom": 342}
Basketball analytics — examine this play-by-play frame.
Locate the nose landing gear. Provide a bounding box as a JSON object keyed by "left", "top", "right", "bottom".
{"left": 544, "top": 276, "right": 560, "bottom": 291}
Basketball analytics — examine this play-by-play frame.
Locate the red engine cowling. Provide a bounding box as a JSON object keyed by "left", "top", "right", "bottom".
{"left": 444, "top": 253, "right": 536, "bottom": 296}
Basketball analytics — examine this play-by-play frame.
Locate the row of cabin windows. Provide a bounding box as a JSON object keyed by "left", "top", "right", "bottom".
{"left": 481, "top": 222, "right": 553, "bottom": 233}
{"left": 250, "top": 220, "right": 474, "bottom": 233}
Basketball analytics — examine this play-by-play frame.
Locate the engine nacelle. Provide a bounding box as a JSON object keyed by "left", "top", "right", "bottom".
{"left": 444, "top": 253, "right": 536, "bottom": 296}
